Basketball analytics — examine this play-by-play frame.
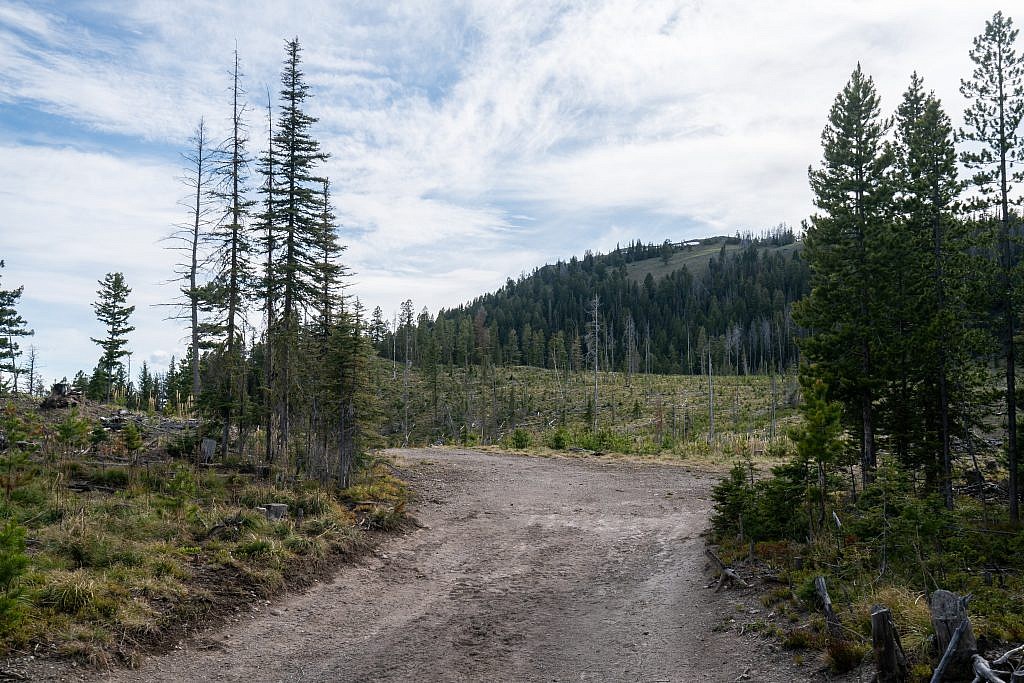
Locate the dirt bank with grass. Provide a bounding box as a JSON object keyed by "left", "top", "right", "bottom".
{"left": 91, "top": 447, "right": 833, "bottom": 682}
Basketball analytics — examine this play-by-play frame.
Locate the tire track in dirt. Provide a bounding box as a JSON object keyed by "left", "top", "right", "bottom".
{"left": 99, "top": 448, "right": 818, "bottom": 682}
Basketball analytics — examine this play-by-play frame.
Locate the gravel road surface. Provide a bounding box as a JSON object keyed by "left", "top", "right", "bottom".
{"left": 99, "top": 448, "right": 821, "bottom": 682}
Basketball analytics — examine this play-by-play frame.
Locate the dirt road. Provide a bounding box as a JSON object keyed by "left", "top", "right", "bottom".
{"left": 101, "top": 448, "right": 817, "bottom": 682}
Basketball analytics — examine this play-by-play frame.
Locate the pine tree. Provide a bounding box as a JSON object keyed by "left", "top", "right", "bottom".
{"left": 794, "top": 65, "right": 893, "bottom": 486}
{"left": 91, "top": 273, "right": 135, "bottom": 403}
{"left": 314, "top": 179, "right": 344, "bottom": 333}
{"left": 369, "top": 306, "right": 388, "bottom": 352}
{"left": 891, "top": 74, "right": 967, "bottom": 508}
{"left": 264, "top": 37, "right": 329, "bottom": 449}
{"left": 960, "top": 11, "right": 1024, "bottom": 522}
{"left": 0, "top": 261, "right": 32, "bottom": 394}
{"left": 790, "top": 378, "right": 844, "bottom": 536}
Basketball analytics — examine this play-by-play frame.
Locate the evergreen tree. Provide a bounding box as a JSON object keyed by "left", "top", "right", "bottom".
{"left": 794, "top": 65, "right": 893, "bottom": 486}
{"left": 960, "top": 11, "right": 1024, "bottom": 521}
{"left": 313, "top": 179, "right": 344, "bottom": 333}
{"left": 0, "top": 523, "right": 27, "bottom": 635}
{"left": 138, "top": 361, "right": 155, "bottom": 412}
{"left": 790, "top": 378, "right": 845, "bottom": 536}
{"left": 891, "top": 74, "right": 967, "bottom": 508}
{"left": 264, "top": 37, "right": 329, "bottom": 449}
{"left": 369, "top": 306, "right": 388, "bottom": 352}
{"left": 90, "top": 273, "right": 135, "bottom": 402}
{"left": 0, "top": 261, "right": 32, "bottom": 394}
{"left": 255, "top": 88, "right": 278, "bottom": 464}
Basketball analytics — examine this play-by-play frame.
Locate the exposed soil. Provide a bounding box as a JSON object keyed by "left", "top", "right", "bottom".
{"left": 83, "top": 447, "right": 833, "bottom": 682}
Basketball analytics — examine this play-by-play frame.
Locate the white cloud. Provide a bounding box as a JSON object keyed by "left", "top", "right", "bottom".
{"left": 0, "top": 144, "right": 187, "bottom": 380}
{"left": 0, "top": 0, "right": 1015, "bottom": 380}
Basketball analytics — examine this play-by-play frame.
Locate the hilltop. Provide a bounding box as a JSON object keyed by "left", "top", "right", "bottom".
{"left": 380, "top": 228, "right": 808, "bottom": 377}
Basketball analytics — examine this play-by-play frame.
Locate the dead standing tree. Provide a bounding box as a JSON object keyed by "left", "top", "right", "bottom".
{"left": 162, "top": 118, "right": 219, "bottom": 400}
{"left": 586, "top": 295, "right": 601, "bottom": 432}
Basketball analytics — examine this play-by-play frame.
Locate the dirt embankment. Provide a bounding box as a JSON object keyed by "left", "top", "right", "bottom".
{"left": 86, "top": 448, "right": 823, "bottom": 682}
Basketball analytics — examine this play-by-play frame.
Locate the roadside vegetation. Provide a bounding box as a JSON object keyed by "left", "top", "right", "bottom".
{"left": 709, "top": 12, "right": 1024, "bottom": 680}
{"left": 0, "top": 36, "right": 400, "bottom": 667}
{"left": 0, "top": 397, "right": 407, "bottom": 666}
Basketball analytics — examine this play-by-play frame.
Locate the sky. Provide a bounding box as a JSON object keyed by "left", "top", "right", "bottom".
{"left": 0, "top": 0, "right": 1012, "bottom": 384}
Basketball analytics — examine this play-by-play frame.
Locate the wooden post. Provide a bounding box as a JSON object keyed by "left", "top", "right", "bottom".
{"left": 871, "top": 605, "right": 907, "bottom": 683}
{"left": 200, "top": 437, "right": 216, "bottom": 464}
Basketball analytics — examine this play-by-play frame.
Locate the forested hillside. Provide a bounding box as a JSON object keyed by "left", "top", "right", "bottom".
{"left": 369, "top": 228, "right": 808, "bottom": 377}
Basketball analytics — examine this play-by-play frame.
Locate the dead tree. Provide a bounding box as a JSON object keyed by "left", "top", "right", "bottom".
{"left": 704, "top": 547, "right": 750, "bottom": 592}
{"left": 814, "top": 576, "right": 842, "bottom": 637}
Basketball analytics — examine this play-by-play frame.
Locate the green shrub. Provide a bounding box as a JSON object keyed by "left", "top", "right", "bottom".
{"left": 0, "top": 524, "right": 28, "bottom": 632}
{"left": 122, "top": 422, "right": 143, "bottom": 454}
{"left": 283, "top": 535, "right": 320, "bottom": 556}
{"left": 710, "top": 463, "right": 754, "bottom": 538}
{"left": 547, "top": 428, "right": 568, "bottom": 450}
{"left": 165, "top": 432, "right": 200, "bottom": 459}
{"left": 91, "top": 466, "right": 130, "bottom": 489}
{"left": 235, "top": 536, "right": 274, "bottom": 559}
{"left": 9, "top": 482, "right": 47, "bottom": 506}
{"left": 363, "top": 503, "right": 406, "bottom": 531}
{"left": 294, "top": 491, "right": 331, "bottom": 517}
{"left": 511, "top": 428, "right": 530, "bottom": 449}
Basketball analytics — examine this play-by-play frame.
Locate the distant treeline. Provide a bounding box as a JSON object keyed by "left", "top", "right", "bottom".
{"left": 368, "top": 227, "right": 807, "bottom": 377}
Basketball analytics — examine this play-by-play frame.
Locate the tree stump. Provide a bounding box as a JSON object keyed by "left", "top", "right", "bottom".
{"left": 929, "top": 590, "right": 976, "bottom": 680}
{"left": 871, "top": 605, "right": 907, "bottom": 683}
{"left": 264, "top": 503, "right": 288, "bottom": 521}
{"left": 200, "top": 438, "right": 217, "bottom": 464}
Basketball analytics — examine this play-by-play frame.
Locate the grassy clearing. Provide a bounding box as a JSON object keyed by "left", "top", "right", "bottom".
{"left": 0, "top": 398, "right": 407, "bottom": 666}
{"left": 381, "top": 360, "right": 803, "bottom": 467}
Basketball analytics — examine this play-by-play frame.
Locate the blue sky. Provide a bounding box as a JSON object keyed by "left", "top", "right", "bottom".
{"left": 0, "top": 0, "right": 1011, "bottom": 383}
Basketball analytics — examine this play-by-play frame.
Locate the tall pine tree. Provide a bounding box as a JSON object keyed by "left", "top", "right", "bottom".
{"left": 890, "top": 74, "right": 967, "bottom": 508}
{"left": 263, "top": 37, "right": 329, "bottom": 451}
{"left": 208, "top": 49, "right": 256, "bottom": 457}
{"left": 960, "top": 11, "right": 1024, "bottom": 521}
{"left": 795, "top": 65, "right": 893, "bottom": 487}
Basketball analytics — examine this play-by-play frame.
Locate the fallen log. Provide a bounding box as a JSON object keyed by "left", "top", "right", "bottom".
{"left": 814, "top": 575, "right": 842, "bottom": 637}
{"left": 872, "top": 604, "right": 907, "bottom": 683}
{"left": 971, "top": 654, "right": 1010, "bottom": 683}
{"left": 704, "top": 547, "right": 751, "bottom": 592}
{"left": 994, "top": 644, "right": 1024, "bottom": 666}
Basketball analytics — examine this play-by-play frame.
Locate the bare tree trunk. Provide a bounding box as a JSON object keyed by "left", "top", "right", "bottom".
{"left": 707, "top": 346, "right": 715, "bottom": 443}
